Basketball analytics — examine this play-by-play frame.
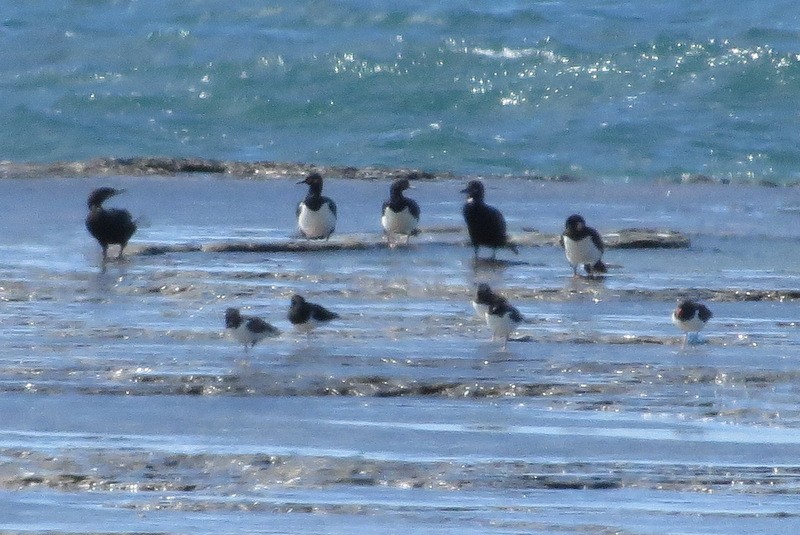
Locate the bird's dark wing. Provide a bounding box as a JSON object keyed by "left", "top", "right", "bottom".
{"left": 324, "top": 197, "right": 337, "bottom": 217}
{"left": 698, "top": 305, "right": 713, "bottom": 322}
{"left": 588, "top": 228, "right": 604, "bottom": 253}
{"left": 246, "top": 317, "right": 278, "bottom": 335}
{"left": 486, "top": 205, "right": 507, "bottom": 235}
{"left": 88, "top": 208, "right": 136, "bottom": 243}
{"left": 406, "top": 198, "right": 421, "bottom": 220}
{"left": 288, "top": 303, "right": 308, "bottom": 324}
{"left": 310, "top": 303, "right": 339, "bottom": 321}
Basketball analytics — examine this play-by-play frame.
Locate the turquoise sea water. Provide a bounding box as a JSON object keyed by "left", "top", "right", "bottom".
{"left": 3, "top": 1, "right": 800, "bottom": 182}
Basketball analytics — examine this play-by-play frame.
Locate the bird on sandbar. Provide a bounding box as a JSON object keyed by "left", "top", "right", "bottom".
{"left": 461, "top": 180, "right": 518, "bottom": 260}
{"left": 672, "top": 299, "right": 713, "bottom": 349}
{"left": 85, "top": 187, "right": 137, "bottom": 261}
{"left": 225, "top": 307, "right": 281, "bottom": 353}
{"left": 381, "top": 177, "right": 421, "bottom": 246}
{"left": 560, "top": 214, "right": 607, "bottom": 278}
{"left": 296, "top": 172, "right": 337, "bottom": 240}
{"left": 287, "top": 294, "right": 340, "bottom": 334}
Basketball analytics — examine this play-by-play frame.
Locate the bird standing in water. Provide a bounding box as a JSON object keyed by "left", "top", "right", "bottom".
{"left": 225, "top": 307, "right": 281, "bottom": 353}
{"left": 288, "top": 294, "right": 340, "bottom": 334}
{"left": 486, "top": 298, "right": 524, "bottom": 351}
{"left": 561, "top": 214, "right": 607, "bottom": 278}
{"left": 85, "top": 187, "right": 137, "bottom": 261}
{"left": 296, "top": 172, "right": 337, "bottom": 240}
{"left": 381, "top": 177, "right": 421, "bottom": 246}
{"left": 672, "top": 300, "right": 713, "bottom": 349}
{"left": 461, "top": 180, "right": 518, "bottom": 260}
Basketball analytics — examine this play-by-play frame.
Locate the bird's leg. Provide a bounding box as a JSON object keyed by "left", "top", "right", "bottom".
{"left": 681, "top": 333, "right": 688, "bottom": 350}
{"left": 473, "top": 245, "right": 479, "bottom": 259}
{"left": 490, "top": 249, "right": 497, "bottom": 261}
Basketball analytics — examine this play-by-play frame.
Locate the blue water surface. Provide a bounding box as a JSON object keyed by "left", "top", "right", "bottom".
{"left": 2, "top": 1, "right": 800, "bottom": 181}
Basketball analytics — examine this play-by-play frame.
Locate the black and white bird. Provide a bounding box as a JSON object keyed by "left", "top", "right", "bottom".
{"left": 381, "top": 177, "right": 420, "bottom": 246}
{"left": 486, "top": 298, "right": 524, "bottom": 351}
{"left": 672, "top": 300, "right": 713, "bottom": 349}
{"left": 287, "top": 294, "right": 340, "bottom": 333}
{"left": 224, "top": 307, "right": 281, "bottom": 353}
{"left": 461, "top": 180, "right": 518, "bottom": 260}
{"left": 561, "top": 214, "right": 607, "bottom": 278}
{"left": 296, "top": 172, "right": 337, "bottom": 240}
{"left": 85, "top": 187, "right": 137, "bottom": 261}
{"left": 472, "top": 283, "right": 502, "bottom": 320}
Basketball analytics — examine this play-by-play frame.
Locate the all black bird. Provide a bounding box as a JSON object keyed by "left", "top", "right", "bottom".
{"left": 461, "top": 180, "right": 518, "bottom": 260}
{"left": 224, "top": 307, "right": 281, "bottom": 353}
{"left": 381, "top": 177, "right": 421, "bottom": 246}
{"left": 288, "top": 294, "right": 340, "bottom": 333}
{"left": 296, "top": 172, "right": 337, "bottom": 240}
{"left": 85, "top": 187, "right": 137, "bottom": 261}
{"left": 561, "top": 214, "right": 607, "bottom": 278}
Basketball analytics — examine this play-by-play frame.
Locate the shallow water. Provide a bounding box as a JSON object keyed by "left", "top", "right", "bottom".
{"left": 2, "top": 176, "right": 800, "bottom": 533}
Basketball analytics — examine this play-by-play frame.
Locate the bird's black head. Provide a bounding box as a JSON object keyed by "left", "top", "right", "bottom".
{"left": 390, "top": 178, "right": 412, "bottom": 196}
{"left": 476, "top": 283, "right": 494, "bottom": 303}
{"left": 565, "top": 214, "right": 586, "bottom": 233}
{"left": 460, "top": 180, "right": 485, "bottom": 201}
{"left": 290, "top": 294, "right": 306, "bottom": 307}
{"left": 298, "top": 172, "right": 324, "bottom": 188}
{"left": 225, "top": 307, "right": 243, "bottom": 328}
{"left": 674, "top": 299, "right": 704, "bottom": 321}
{"left": 87, "top": 187, "right": 124, "bottom": 210}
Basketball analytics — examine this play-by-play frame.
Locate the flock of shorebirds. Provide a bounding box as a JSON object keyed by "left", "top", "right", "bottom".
{"left": 85, "top": 173, "right": 712, "bottom": 353}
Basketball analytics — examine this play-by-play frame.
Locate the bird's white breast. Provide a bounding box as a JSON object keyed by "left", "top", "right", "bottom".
{"left": 487, "top": 311, "right": 520, "bottom": 338}
{"left": 563, "top": 236, "right": 602, "bottom": 266}
{"left": 472, "top": 301, "right": 490, "bottom": 321}
{"left": 382, "top": 207, "right": 418, "bottom": 236}
{"left": 672, "top": 313, "right": 706, "bottom": 333}
{"left": 298, "top": 203, "right": 336, "bottom": 239}
{"left": 229, "top": 324, "right": 263, "bottom": 346}
{"left": 292, "top": 318, "right": 320, "bottom": 333}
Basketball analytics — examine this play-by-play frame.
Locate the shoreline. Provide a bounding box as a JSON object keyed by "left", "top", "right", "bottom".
{"left": 1, "top": 156, "right": 797, "bottom": 187}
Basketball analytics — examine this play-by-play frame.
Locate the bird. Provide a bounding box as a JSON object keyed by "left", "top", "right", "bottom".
{"left": 224, "top": 307, "right": 281, "bottom": 353}
{"left": 560, "top": 214, "right": 607, "bottom": 278}
{"left": 672, "top": 300, "right": 713, "bottom": 349}
{"left": 288, "top": 294, "right": 340, "bottom": 333}
{"left": 381, "top": 177, "right": 420, "bottom": 246}
{"left": 461, "top": 180, "right": 518, "bottom": 260}
{"left": 472, "top": 283, "right": 503, "bottom": 320}
{"left": 486, "top": 298, "right": 524, "bottom": 351}
{"left": 85, "top": 187, "right": 137, "bottom": 261}
{"left": 296, "top": 172, "right": 337, "bottom": 240}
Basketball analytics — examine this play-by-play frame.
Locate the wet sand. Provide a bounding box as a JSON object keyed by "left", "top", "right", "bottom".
{"left": 2, "top": 175, "right": 800, "bottom": 533}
